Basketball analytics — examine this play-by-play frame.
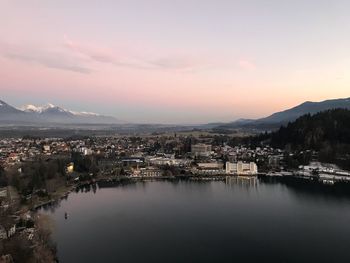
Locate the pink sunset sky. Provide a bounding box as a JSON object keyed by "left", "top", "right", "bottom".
{"left": 1, "top": 0, "right": 349, "bottom": 123}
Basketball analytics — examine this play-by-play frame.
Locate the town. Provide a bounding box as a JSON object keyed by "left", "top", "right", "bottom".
{"left": 1, "top": 131, "right": 350, "bottom": 262}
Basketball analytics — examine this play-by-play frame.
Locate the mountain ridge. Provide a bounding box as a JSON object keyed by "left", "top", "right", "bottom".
{"left": 1, "top": 97, "right": 350, "bottom": 127}
{"left": 0, "top": 100, "right": 123, "bottom": 124}
{"left": 217, "top": 97, "right": 350, "bottom": 130}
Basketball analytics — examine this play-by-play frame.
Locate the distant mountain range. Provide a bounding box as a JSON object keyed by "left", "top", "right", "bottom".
{"left": 1, "top": 97, "right": 350, "bottom": 128}
{"left": 216, "top": 97, "right": 350, "bottom": 130}
{"left": 0, "top": 100, "right": 122, "bottom": 124}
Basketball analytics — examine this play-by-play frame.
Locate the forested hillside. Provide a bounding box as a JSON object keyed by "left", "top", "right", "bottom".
{"left": 269, "top": 109, "right": 350, "bottom": 168}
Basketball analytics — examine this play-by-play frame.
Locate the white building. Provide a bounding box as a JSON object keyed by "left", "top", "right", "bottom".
{"left": 192, "top": 162, "right": 224, "bottom": 175}
{"left": 226, "top": 161, "right": 258, "bottom": 175}
{"left": 132, "top": 167, "right": 163, "bottom": 177}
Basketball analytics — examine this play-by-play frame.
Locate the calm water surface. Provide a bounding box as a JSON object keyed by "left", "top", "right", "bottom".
{"left": 42, "top": 178, "right": 350, "bottom": 263}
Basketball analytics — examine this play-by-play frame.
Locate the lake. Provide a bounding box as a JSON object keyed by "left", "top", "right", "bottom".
{"left": 41, "top": 177, "right": 350, "bottom": 263}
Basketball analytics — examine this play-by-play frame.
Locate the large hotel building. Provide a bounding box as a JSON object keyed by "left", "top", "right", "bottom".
{"left": 226, "top": 161, "right": 258, "bottom": 175}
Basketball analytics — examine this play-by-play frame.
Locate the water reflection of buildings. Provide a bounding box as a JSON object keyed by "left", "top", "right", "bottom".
{"left": 225, "top": 176, "right": 259, "bottom": 189}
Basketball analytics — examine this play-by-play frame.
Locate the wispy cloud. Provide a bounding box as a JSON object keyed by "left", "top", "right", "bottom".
{"left": 148, "top": 55, "right": 208, "bottom": 71}
{"left": 63, "top": 35, "right": 117, "bottom": 64}
{"left": 63, "top": 36, "right": 210, "bottom": 71}
{"left": 64, "top": 35, "right": 151, "bottom": 69}
{"left": 1, "top": 37, "right": 254, "bottom": 75}
{"left": 0, "top": 43, "right": 92, "bottom": 74}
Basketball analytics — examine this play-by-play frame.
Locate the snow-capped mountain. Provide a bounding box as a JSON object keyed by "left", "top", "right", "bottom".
{"left": 21, "top": 103, "right": 76, "bottom": 115}
{"left": 21, "top": 104, "right": 106, "bottom": 118}
{"left": 21, "top": 103, "right": 65, "bottom": 113}
{"left": 0, "top": 100, "right": 122, "bottom": 124}
{"left": 20, "top": 104, "right": 42, "bottom": 113}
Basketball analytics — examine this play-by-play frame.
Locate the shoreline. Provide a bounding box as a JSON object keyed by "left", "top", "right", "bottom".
{"left": 32, "top": 172, "right": 350, "bottom": 211}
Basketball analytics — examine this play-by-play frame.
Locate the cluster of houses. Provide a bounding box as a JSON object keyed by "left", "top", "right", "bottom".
{"left": 115, "top": 143, "right": 260, "bottom": 177}
{"left": 0, "top": 137, "right": 71, "bottom": 167}
{"left": 7, "top": 133, "right": 350, "bottom": 182}
{"left": 6, "top": 134, "right": 332, "bottom": 185}
{"left": 0, "top": 135, "right": 270, "bottom": 179}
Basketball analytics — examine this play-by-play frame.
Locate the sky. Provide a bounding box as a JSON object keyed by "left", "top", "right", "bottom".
{"left": 1, "top": 0, "right": 350, "bottom": 124}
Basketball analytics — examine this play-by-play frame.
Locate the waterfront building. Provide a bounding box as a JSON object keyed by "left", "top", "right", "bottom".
{"left": 192, "top": 162, "right": 224, "bottom": 175}
{"left": 226, "top": 161, "right": 258, "bottom": 175}
{"left": 140, "top": 167, "right": 163, "bottom": 177}
{"left": 132, "top": 167, "right": 163, "bottom": 177}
